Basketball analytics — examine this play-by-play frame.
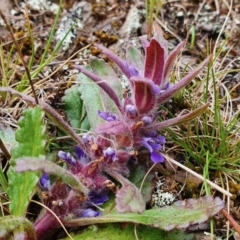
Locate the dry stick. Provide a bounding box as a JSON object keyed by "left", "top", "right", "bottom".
{"left": 0, "top": 10, "right": 38, "bottom": 105}
{"left": 162, "top": 153, "right": 233, "bottom": 198}
{"left": 0, "top": 138, "right": 11, "bottom": 160}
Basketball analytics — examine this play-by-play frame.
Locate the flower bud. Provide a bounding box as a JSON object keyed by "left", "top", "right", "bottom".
{"left": 141, "top": 116, "right": 152, "bottom": 125}
{"left": 125, "top": 104, "right": 137, "bottom": 118}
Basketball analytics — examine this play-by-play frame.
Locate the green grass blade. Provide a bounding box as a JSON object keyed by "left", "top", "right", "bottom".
{"left": 39, "top": 0, "right": 63, "bottom": 66}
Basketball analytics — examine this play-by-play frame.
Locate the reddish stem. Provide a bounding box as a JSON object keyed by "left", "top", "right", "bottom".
{"left": 34, "top": 211, "right": 61, "bottom": 240}
{"left": 221, "top": 208, "right": 240, "bottom": 235}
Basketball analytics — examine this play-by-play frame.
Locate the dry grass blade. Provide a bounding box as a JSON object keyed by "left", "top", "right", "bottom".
{"left": 162, "top": 153, "right": 232, "bottom": 198}
{"left": 0, "top": 10, "right": 38, "bottom": 104}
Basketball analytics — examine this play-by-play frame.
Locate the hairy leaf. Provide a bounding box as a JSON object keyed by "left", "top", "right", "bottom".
{"left": 109, "top": 171, "right": 145, "bottom": 213}
{"left": 163, "top": 41, "right": 185, "bottom": 86}
{"left": 96, "top": 44, "right": 133, "bottom": 79}
{"left": 15, "top": 158, "right": 89, "bottom": 195}
{"left": 0, "top": 216, "right": 36, "bottom": 240}
{"left": 62, "top": 85, "right": 90, "bottom": 132}
{"left": 144, "top": 39, "right": 165, "bottom": 86}
{"left": 157, "top": 56, "right": 211, "bottom": 104}
{"left": 78, "top": 67, "right": 105, "bottom": 131}
{"left": 149, "top": 103, "right": 209, "bottom": 130}
{"left": 76, "top": 65, "right": 122, "bottom": 114}
{"left": 7, "top": 106, "right": 46, "bottom": 216}
{"left": 130, "top": 76, "right": 157, "bottom": 114}
{"left": 126, "top": 45, "right": 144, "bottom": 75}
{"left": 90, "top": 57, "right": 123, "bottom": 102}
{"left": 97, "top": 121, "right": 133, "bottom": 147}
{"left": 64, "top": 223, "right": 194, "bottom": 240}
{"left": 65, "top": 196, "right": 224, "bottom": 231}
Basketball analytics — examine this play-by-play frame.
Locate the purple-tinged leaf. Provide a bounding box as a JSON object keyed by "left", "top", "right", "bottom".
{"left": 144, "top": 39, "right": 165, "bottom": 86}
{"left": 96, "top": 44, "right": 136, "bottom": 79}
{"left": 153, "top": 31, "right": 168, "bottom": 58}
{"left": 15, "top": 158, "right": 89, "bottom": 195}
{"left": 148, "top": 103, "right": 209, "bottom": 131}
{"left": 109, "top": 171, "right": 145, "bottom": 214}
{"left": 90, "top": 57, "right": 122, "bottom": 95}
{"left": 65, "top": 196, "right": 224, "bottom": 231}
{"left": 74, "top": 65, "right": 123, "bottom": 113}
{"left": 97, "top": 121, "right": 133, "bottom": 147}
{"left": 163, "top": 41, "right": 185, "bottom": 86}
{"left": 157, "top": 56, "right": 211, "bottom": 104}
{"left": 115, "top": 183, "right": 145, "bottom": 213}
{"left": 130, "top": 76, "right": 157, "bottom": 115}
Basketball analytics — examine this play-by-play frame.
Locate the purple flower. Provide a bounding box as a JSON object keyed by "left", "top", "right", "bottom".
{"left": 58, "top": 146, "right": 89, "bottom": 167}
{"left": 88, "top": 191, "right": 109, "bottom": 206}
{"left": 140, "top": 135, "right": 166, "bottom": 163}
{"left": 141, "top": 116, "right": 153, "bottom": 125}
{"left": 81, "top": 208, "right": 100, "bottom": 217}
{"left": 98, "top": 110, "right": 118, "bottom": 121}
{"left": 103, "top": 147, "right": 117, "bottom": 161}
{"left": 82, "top": 134, "right": 94, "bottom": 144}
{"left": 39, "top": 173, "right": 51, "bottom": 191}
{"left": 58, "top": 151, "right": 76, "bottom": 166}
{"left": 80, "top": 191, "right": 109, "bottom": 217}
{"left": 125, "top": 104, "right": 138, "bottom": 118}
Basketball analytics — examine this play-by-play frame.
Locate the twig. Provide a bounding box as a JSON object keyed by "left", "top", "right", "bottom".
{"left": 162, "top": 153, "right": 233, "bottom": 197}
{"left": 0, "top": 138, "right": 11, "bottom": 160}
{"left": 221, "top": 209, "right": 240, "bottom": 235}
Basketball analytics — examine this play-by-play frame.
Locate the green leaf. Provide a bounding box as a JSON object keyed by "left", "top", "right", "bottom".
{"left": 78, "top": 67, "right": 105, "bottom": 131}
{"left": 65, "top": 196, "right": 224, "bottom": 231}
{"left": 15, "top": 158, "right": 89, "bottom": 195}
{"left": 62, "top": 85, "right": 90, "bottom": 132}
{"left": 7, "top": 106, "right": 46, "bottom": 216}
{"left": 90, "top": 57, "right": 122, "bottom": 102}
{"left": 126, "top": 45, "right": 144, "bottom": 73}
{"left": 64, "top": 223, "right": 194, "bottom": 240}
{"left": 0, "top": 215, "right": 36, "bottom": 240}
{"left": 78, "top": 60, "right": 123, "bottom": 131}
{"left": 129, "top": 165, "right": 154, "bottom": 203}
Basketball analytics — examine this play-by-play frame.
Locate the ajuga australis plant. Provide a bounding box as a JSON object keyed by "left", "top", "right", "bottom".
{"left": 34, "top": 31, "right": 212, "bottom": 238}
{"left": 3, "top": 31, "right": 224, "bottom": 240}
